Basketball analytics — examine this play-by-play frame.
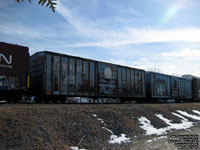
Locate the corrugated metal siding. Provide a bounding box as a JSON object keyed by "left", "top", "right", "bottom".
{"left": 45, "top": 54, "right": 51, "bottom": 94}
{"left": 192, "top": 78, "right": 200, "bottom": 100}
{"left": 68, "top": 58, "right": 75, "bottom": 95}
{"left": 83, "top": 60, "right": 89, "bottom": 95}
{"left": 30, "top": 51, "right": 145, "bottom": 98}
{"left": 170, "top": 76, "right": 179, "bottom": 98}
{"left": 76, "top": 59, "right": 82, "bottom": 95}
{"left": 178, "top": 79, "right": 191, "bottom": 99}
{"left": 90, "top": 61, "right": 96, "bottom": 95}
{"left": 40, "top": 52, "right": 98, "bottom": 96}
{"left": 197, "top": 79, "right": 200, "bottom": 99}
{"left": 30, "top": 52, "right": 45, "bottom": 93}
{"left": 52, "top": 56, "right": 60, "bottom": 95}
{"left": 134, "top": 70, "right": 145, "bottom": 97}
{"left": 98, "top": 62, "right": 117, "bottom": 95}
{"left": 146, "top": 72, "right": 170, "bottom": 98}
{"left": 61, "top": 57, "right": 68, "bottom": 95}
{"left": 170, "top": 77, "right": 192, "bottom": 99}
{"left": 117, "top": 66, "right": 145, "bottom": 98}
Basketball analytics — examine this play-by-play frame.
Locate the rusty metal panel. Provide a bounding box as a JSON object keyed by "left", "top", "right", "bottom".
{"left": 130, "top": 69, "right": 135, "bottom": 95}
{"left": 170, "top": 76, "right": 179, "bottom": 98}
{"left": 122, "top": 68, "right": 127, "bottom": 94}
{"left": 82, "top": 60, "right": 89, "bottom": 95}
{"left": 68, "top": 58, "right": 75, "bottom": 95}
{"left": 52, "top": 55, "right": 60, "bottom": 95}
{"left": 185, "top": 79, "right": 192, "bottom": 99}
{"left": 98, "top": 62, "right": 117, "bottom": 96}
{"left": 134, "top": 70, "right": 139, "bottom": 96}
{"left": 61, "top": 56, "right": 68, "bottom": 95}
{"left": 178, "top": 78, "right": 192, "bottom": 99}
{"left": 118, "top": 67, "right": 122, "bottom": 94}
{"left": 127, "top": 69, "right": 131, "bottom": 94}
{"left": 76, "top": 59, "right": 82, "bottom": 95}
{"left": 140, "top": 71, "right": 145, "bottom": 97}
{"left": 0, "top": 42, "right": 29, "bottom": 91}
{"left": 146, "top": 72, "right": 170, "bottom": 99}
{"left": 90, "top": 61, "right": 96, "bottom": 95}
{"left": 45, "top": 53, "right": 52, "bottom": 94}
{"left": 138, "top": 71, "right": 143, "bottom": 96}
{"left": 193, "top": 78, "right": 200, "bottom": 100}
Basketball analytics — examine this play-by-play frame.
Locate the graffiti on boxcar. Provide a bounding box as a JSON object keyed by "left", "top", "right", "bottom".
{"left": 0, "top": 75, "right": 19, "bottom": 90}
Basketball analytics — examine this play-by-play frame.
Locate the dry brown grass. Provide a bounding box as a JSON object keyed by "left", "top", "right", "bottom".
{"left": 0, "top": 103, "right": 200, "bottom": 150}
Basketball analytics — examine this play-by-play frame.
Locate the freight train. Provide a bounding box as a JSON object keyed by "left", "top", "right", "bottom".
{"left": 0, "top": 42, "right": 200, "bottom": 103}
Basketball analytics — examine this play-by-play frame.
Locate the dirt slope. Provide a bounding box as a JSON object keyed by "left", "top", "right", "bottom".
{"left": 0, "top": 103, "right": 200, "bottom": 150}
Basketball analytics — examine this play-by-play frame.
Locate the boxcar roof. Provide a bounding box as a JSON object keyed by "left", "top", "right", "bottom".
{"left": 32, "top": 51, "right": 145, "bottom": 72}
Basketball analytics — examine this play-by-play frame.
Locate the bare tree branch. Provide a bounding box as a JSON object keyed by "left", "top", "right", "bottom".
{"left": 16, "top": 0, "right": 57, "bottom": 12}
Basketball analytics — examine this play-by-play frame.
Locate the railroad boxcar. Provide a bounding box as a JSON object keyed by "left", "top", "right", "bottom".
{"left": 146, "top": 72, "right": 171, "bottom": 100}
{"left": 146, "top": 72, "right": 192, "bottom": 102}
{"left": 30, "top": 51, "right": 145, "bottom": 103}
{"left": 0, "top": 42, "right": 29, "bottom": 102}
{"left": 170, "top": 76, "right": 192, "bottom": 101}
{"left": 192, "top": 78, "right": 200, "bottom": 101}
{"left": 182, "top": 74, "right": 200, "bottom": 101}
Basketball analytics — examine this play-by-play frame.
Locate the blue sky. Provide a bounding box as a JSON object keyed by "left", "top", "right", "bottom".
{"left": 0, "top": 0, "right": 200, "bottom": 76}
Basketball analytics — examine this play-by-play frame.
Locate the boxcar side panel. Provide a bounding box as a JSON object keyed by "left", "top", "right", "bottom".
{"left": 90, "top": 61, "right": 96, "bottom": 96}
{"left": 61, "top": 57, "right": 68, "bottom": 95}
{"left": 45, "top": 53, "right": 52, "bottom": 95}
{"left": 118, "top": 67, "right": 122, "bottom": 94}
{"left": 30, "top": 52, "right": 44, "bottom": 94}
{"left": 76, "top": 59, "right": 82, "bottom": 95}
{"left": 68, "top": 58, "right": 75, "bottom": 95}
{"left": 193, "top": 78, "right": 200, "bottom": 100}
{"left": 170, "top": 76, "right": 179, "bottom": 98}
{"left": 130, "top": 69, "right": 135, "bottom": 96}
{"left": 0, "top": 42, "right": 29, "bottom": 91}
{"left": 145, "top": 72, "right": 170, "bottom": 99}
{"left": 83, "top": 60, "right": 89, "bottom": 95}
{"left": 52, "top": 56, "right": 60, "bottom": 95}
{"left": 97, "top": 62, "right": 117, "bottom": 96}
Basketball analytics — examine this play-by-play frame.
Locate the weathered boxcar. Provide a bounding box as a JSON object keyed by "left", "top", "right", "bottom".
{"left": 192, "top": 78, "right": 200, "bottom": 101}
{"left": 146, "top": 72, "right": 192, "bottom": 102}
{"left": 146, "top": 72, "right": 171, "bottom": 100}
{"left": 170, "top": 76, "right": 192, "bottom": 100}
{"left": 182, "top": 74, "right": 200, "bottom": 101}
{"left": 30, "top": 51, "right": 145, "bottom": 103}
{"left": 0, "top": 42, "right": 29, "bottom": 102}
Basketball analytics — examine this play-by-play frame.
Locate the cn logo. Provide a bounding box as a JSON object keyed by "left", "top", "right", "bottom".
{"left": 0, "top": 54, "right": 12, "bottom": 64}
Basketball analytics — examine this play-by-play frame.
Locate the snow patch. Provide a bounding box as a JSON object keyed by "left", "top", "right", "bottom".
{"left": 155, "top": 114, "right": 172, "bottom": 125}
{"left": 157, "top": 136, "right": 167, "bottom": 140}
{"left": 97, "top": 118, "right": 104, "bottom": 123}
{"left": 93, "top": 114, "right": 131, "bottom": 144}
{"left": 139, "top": 113, "right": 193, "bottom": 136}
{"left": 146, "top": 136, "right": 167, "bottom": 143}
{"left": 192, "top": 110, "right": 200, "bottom": 115}
{"left": 177, "top": 110, "right": 200, "bottom": 121}
{"left": 70, "top": 146, "right": 86, "bottom": 150}
{"left": 138, "top": 117, "right": 168, "bottom": 135}
{"left": 102, "top": 127, "right": 131, "bottom": 144}
{"left": 172, "top": 112, "right": 188, "bottom": 121}
{"left": 109, "top": 134, "right": 131, "bottom": 144}
{"left": 147, "top": 139, "right": 153, "bottom": 143}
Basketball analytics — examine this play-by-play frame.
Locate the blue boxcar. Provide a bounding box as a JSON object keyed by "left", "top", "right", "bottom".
{"left": 146, "top": 72, "right": 192, "bottom": 100}
{"left": 170, "top": 76, "right": 192, "bottom": 99}
{"left": 146, "top": 72, "right": 171, "bottom": 99}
